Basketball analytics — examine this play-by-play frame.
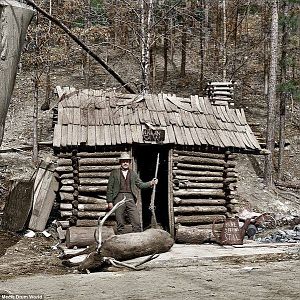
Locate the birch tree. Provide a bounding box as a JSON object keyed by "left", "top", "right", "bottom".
{"left": 264, "top": 0, "right": 278, "bottom": 187}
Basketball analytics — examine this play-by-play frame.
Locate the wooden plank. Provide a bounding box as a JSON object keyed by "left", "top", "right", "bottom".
{"left": 198, "top": 97, "right": 208, "bottom": 115}
{"left": 206, "top": 114, "right": 217, "bottom": 130}
{"left": 240, "top": 108, "right": 247, "bottom": 125}
{"left": 151, "top": 94, "right": 160, "bottom": 111}
{"left": 80, "top": 125, "right": 88, "bottom": 145}
{"left": 181, "top": 111, "right": 192, "bottom": 127}
{"left": 125, "top": 124, "right": 133, "bottom": 144}
{"left": 87, "top": 125, "right": 96, "bottom": 146}
{"left": 174, "top": 112, "right": 184, "bottom": 127}
{"left": 122, "top": 106, "right": 129, "bottom": 124}
{"left": 157, "top": 111, "right": 167, "bottom": 126}
{"left": 96, "top": 109, "right": 102, "bottom": 125}
{"left": 162, "top": 94, "right": 173, "bottom": 112}
{"left": 144, "top": 109, "right": 152, "bottom": 123}
{"left": 29, "top": 169, "right": 59, "bottom": 231}
{"left": 151, "top": 110, "right": 160, "bottom": 125}
{"left": 193, "top": 95, "right": 203, "bottom": 113}
{"left": 195, "top": 127, "right": 207, "bottom": 145}
{"left": 60, "top": 125, "right": 67, "bottom": 147}
{"left": 120, "top": 125, "right": 127, "bottom": 144}
{"left": 104, "top": 125, "right": 112, "bottom": 145}
{"left": 168, "top": 111, "right": 178, "bottom": 125}
{"left": 199, "top": 128, "right": 213, "bottom": 145}
{"left": 88, "top": 107, "right": 96, "bottom": 125}
{"left": 97, "top": 125, "right": 105, "bottom": 146}
{"left": 2, "top": 180, "right": 34, "bottom": 232}
{"left": 95, "top": 126, "right": 101, "bottom": 146}
{"left": 189, "top": 127, "right": 201, "bottom": 145}
{"left": 217, "top": 129, "right": 229, "bottom": 147}
{"left": 157, "top": 93, "right": 167, "bottom": 111}
{"left": 220, "top": 105, "right": 232, "bottom": 123}
{"left": 137, "top": 108, "right": 145, "bottom": 123}
{"left": 166, "top": 96, "right": 193, "bottom": 112}
{"left": 183, "top": 127, "right": 194, "bottom": 145}
{"left": 127, "top": 108, "right": 135, "bottom": 125}
{"left": 233, "top": 131, "right": 246, "bottom": 148}
{"left": 166, "top": 125, "right": 176, "bottom": 144}
{"left": 173, "top": 126, "right": 184, "bottom": 145}
{"left": 110, "top": 125, "right": 117, "bottom": 145}
{"left": 114, "top": 125, "right": 121, "bottom": 144}
{"left": 245, "top": 125, "right": 260, "bottom": 149}
{"left": 53, "top": 124, "right": 62, "bottom": 148}
{"left": 103, "top": 107, "right": 111, "bottom": 125}
{"left": 136, "top": 125, "right": 144, "bottom": 143}
{"left": 66, "top": 124, "right": 73, "bottom": 146}
{"left": 145, "top": 94, "right": 156, "bottom": 111}
{"left": 211, "top": 129, "right": 224, "bottom": 147}
{"left": 71, "top": 124, "right": 78, "bottom": 146}
{"left": 130, "top": 125, "right": 139, "bottom": 143}
{"left": 81, "top": 108, "right": 88, "bottom": 126}
{"left": 199, "top": 114, "right": 209, "bottom": 129}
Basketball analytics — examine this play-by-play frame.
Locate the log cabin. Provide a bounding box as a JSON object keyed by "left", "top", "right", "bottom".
{"left": 52, "top": 86, "right": 262, "bottom": 244}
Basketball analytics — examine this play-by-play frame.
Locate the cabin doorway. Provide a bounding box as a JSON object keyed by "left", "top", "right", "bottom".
{"left": 133, "top": 145, "right": 170, "bottom": 231}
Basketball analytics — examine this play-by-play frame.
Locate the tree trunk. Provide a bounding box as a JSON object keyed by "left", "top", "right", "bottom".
{"left": 0, "top": 1, "right": 34, "bottom": 146}
{"left": 163, "top": 20, "right": 168, "bottom": 83}
{"left": 180, "top": 21, "right": 187, "bottom": 77}
{"left": 264, "top": 0, "right": 278, "bottom": 187}
{"left": 277, "top": 1, "right": 288, "bottom": 180}
{"left": 222, "top": 0, "right": 227, "bottom": 81}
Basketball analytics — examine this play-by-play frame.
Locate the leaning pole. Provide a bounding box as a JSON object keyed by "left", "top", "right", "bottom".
{"left": 0, "top": 0, "right": 34, "bottom": 146}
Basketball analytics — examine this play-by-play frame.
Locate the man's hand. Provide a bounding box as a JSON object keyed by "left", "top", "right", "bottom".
{"left": 151, "top": 178, "right": 158, "bottom": 186}
{"left": 107, "top": 203, "right": 113, "bottom": 210}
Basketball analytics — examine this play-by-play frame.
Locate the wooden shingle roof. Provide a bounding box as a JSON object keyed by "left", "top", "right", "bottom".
{"left": 53, "top": 87, "right": 261, "bottom": 151}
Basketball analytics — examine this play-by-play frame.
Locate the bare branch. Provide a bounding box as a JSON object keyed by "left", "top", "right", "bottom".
{"left": 24, "top": 0, "right": 136, "bottom": 94}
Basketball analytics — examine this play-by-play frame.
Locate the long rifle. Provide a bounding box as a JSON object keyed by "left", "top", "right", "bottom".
{"left": 150, "top": 153, "right": 160, "bottom": 228}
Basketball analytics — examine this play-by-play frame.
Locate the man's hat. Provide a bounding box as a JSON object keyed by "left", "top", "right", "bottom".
{"left": 119, "top": 152, "right": 132, "bottom": 161}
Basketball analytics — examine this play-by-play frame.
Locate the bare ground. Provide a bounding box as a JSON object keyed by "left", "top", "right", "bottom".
{"left": 1, "top": 258, "right": 300, "bottom": 300}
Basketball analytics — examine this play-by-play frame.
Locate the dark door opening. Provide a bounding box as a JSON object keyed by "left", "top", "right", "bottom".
{"left": 133, "top": 145, "right": 170, "bottom": 231}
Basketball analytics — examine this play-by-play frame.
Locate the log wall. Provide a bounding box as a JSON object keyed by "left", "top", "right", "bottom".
{"left": 172, "top": 149, "right": 239, "bottom": 243}
{"left": 55, "top": 150, "right": 124, "bottom": 229}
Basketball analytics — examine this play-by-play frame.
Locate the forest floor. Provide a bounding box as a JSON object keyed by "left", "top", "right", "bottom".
{"left": 0, "top": 51, "right": 299, "bottom": 290}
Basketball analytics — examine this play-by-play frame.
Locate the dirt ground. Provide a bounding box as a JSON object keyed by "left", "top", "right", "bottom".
{"left": 1, "top": 257, "right": 300, "bottom": 300}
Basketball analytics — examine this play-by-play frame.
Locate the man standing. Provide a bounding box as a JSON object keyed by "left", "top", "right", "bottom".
{"left": 106, "top": 152, "right": 158, "bottom": 234}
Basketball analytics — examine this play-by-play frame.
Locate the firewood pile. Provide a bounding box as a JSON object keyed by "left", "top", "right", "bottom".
{"left": 172, "top": 149, "right": 238, "bottom": 243}
{"left": 55, "top": 150, "right": 123, "bottom": 235}
{"left": 205, "top": 81, "right": 236, "bottom": 107}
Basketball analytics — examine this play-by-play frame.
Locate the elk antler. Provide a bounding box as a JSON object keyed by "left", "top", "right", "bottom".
{"left": 95, "top": 197, "right": 127, "bottom": 252}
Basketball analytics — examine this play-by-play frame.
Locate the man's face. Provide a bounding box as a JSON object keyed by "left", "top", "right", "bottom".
{"left": 120, "top": 159, "right": 131, "bottom": 170}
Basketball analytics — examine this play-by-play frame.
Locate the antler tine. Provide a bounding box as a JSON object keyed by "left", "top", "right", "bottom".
{"left": 134, "top": 254, "right": 160, "bottom": 268}
{"left": 96, "top": 197, "right": 127, "bottom": 252}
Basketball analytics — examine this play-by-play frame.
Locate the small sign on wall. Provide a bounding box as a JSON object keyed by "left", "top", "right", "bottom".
{"left": 143, "top": 129, "right": 165, "bottom": 143}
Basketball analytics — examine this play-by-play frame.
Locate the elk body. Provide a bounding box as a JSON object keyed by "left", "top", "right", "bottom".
{"left": 62, "top": 199, "right": 174, "bottom": 273}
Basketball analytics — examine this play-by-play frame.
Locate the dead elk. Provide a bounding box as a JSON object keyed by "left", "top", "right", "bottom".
{"left": 62, "top": 199, "right": 174, "bottom": 273}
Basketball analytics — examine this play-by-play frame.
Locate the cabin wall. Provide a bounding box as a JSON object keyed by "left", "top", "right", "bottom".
{"left": 55, "top": 150, "right": 127, "bottom": 230}
{"left": 172, "top": 149, "right": 238, "bottom": 243}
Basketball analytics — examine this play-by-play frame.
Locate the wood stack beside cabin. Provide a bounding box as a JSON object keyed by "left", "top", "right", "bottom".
{"left": 172, "top": 149, "right": 238, "bottom": 243}
{"left": 205, "top": 81, "right": 236, "bottom": 107}
{"left": 56, "top": 150, "right": 124, "bottom": 231}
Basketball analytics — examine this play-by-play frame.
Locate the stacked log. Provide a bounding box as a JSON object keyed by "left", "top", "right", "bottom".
{"left": 56, "top": 151, "right": 122, "bottom": 231}
{"left": 205, "top": 81, "right": 236, "bottom": 107}
{"left": 172, "top": 149, "right": 238, "bottom": 243}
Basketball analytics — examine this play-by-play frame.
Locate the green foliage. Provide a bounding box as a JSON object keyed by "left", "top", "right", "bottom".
{"left": 278, "top": 80, "right": 300, "bottom": 101}
{"left": 91, "top": 0, "right": 109, "bottom": 25}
